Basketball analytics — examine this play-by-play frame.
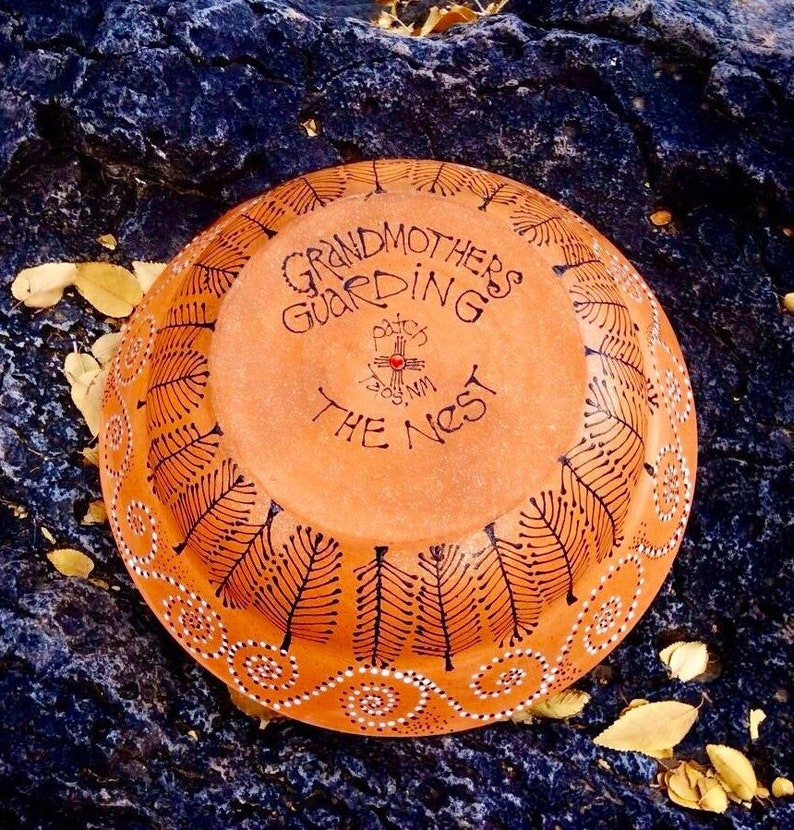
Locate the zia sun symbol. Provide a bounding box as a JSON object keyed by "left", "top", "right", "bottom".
{"left": 373, "top": 335, "right": 426, "bottom": 391}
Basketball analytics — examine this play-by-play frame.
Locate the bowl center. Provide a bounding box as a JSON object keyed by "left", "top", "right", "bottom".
{"left": 210, "top": 191, "right": 585, "bottom": 545}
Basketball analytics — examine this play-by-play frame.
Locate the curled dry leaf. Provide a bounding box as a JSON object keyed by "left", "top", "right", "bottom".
{"left": 131, "top": 260, "right": 167, "bottom": 293}
{"left": 229, "top": 686, "right": 275, "bottom": 729}
{"left": 81, "top": 446, "right": 100, "bottom": 466}
{"left": 73, "top": 262, "right": 143, "bottom": 317}
{"left": 418, "top": 4, "right": 479, "bottom": 37}
{"left": 706, "top": 744, "right": 757, "bottom": 801}
{"left": 772, "top": 777, "right": 793, "bottom": 797}
{"left": 47, "top": 548, "right": 94, "bottom": 579}
{"left": 527, "top": 690, "right": 591, "bottom": 720}
{"left": 650, "top": 209, "right": 673, "bottom": 227}
{"left": 659, "top": 641, "right": 709, "bottom": 682}
{"left": 660, "top": 761, "right": 729, "bottom": 814}
{"left": 96, "top": 233, "right": 118, "bottom": 250}
{"left": 91, "top": 331, "right": 123, "bottom": 367}
{"left": 63, "top": 351, "right": 100, "bottom": 385}
{"left": 749, "top": 708, "right": 766, "bottom": 741}
{"left": 70, "top": 366, "right": 108, "bottom": 436}
{"left": 11, "top": 262, "right": 77, "bottom": 308}
{"left": 697, "top": 777, "right": 729, "bottom": 813}
{"left": 593, "top": 700, "right": 698, "bottom": 758}
{"left": 300, "top": 118, "right": 319, "bottom": 137}
{"left": 81, "top": 499, "right": 108, "bottom": 525}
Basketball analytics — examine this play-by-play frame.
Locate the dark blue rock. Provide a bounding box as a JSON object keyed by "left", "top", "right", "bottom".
{"left": 1, "top": 1, "right": 792, "bottom": 828}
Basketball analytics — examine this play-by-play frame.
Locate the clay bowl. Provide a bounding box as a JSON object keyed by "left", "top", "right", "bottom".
{"left": 100, "top": 159, "right": 697, "bottom": 736}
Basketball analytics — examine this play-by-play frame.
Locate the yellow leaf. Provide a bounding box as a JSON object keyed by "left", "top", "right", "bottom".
{"left": 706, "top": 744, "right": 757, "bottom": 801}
{"left": 593, "top": 700, "right": 698, "bottom": 757}
{"left": 70, "top": 366, "right": 108, "bottom": 436}
{"left": 96, "top": 233, "right": 118, "bottom": 250}
{"left": 749, "top": 708, "right": 766, "bottom": 741}
{"left": 650, "top": 209, "right": 673, "bottom": 227}
{"left": 782, "top": 293, "right": 794, "bottom": 313}
{"left": 756, "top": 784, "right": 770, "bottom": 798}
{"left": 620, "top": 698, "right": 650, "bottom": 715}
{"left": 427, "top": 4, "right": 479, "bottom": 33}
{"left": 11, "top": 262, "right": 77, "bottom": 308}
{"left": 300, "top": 118, "right": 319, "bottom": 138}
{"left": 527, "top": 690, "right": 591, "bottom": 719}
{"left": 47, "top": 548, "right": 94, "bottom": 579}
{"left": 659, "top": 641, "right": 709, "bottom": 681}
{"left": 81, "top": 499, "right": 107, "bottom": 525}
{"left": 63, "top": 351, "right": 101, "bottom": 385}
{"left": 73, "top": 262, "right": 143, "bottom": 317}
{"left": 698, "top": 778, "right": 729, "bottom": 813}
{"left": 666, "top": 765, "right": 701, "bottom": 805}
{"left": 81, "top": 446, "right": 100, "bottom": 466}
{"left": 91, "top": 331, "right": 123, "bottom": 367}
{"left": 229, "top": 687, "right": 275, "bottom": 729}
{"left": 131, "top": 260, "right": 167, "bottom": 293}
{"left": 772, "top": 777, "right": 793, "bottom": 797}
{"left": 41, "top": 526, "right": 56, "bottom": 544}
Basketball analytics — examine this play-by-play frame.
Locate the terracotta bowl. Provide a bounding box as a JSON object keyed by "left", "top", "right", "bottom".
{"left": 100, "top": 159, "right": 697, "bottom": 736}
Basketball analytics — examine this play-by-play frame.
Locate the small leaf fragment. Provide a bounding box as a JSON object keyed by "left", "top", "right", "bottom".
{"left": 749, "top": 708, "right": 766, "bottom": 741}
{"left": 11, "top": 262, "right": 77, "bottom": 308}
{"left": 81, "top": 446, "right": 100, "bottom": 466}
{"left": 131, "top": 260, "right": 167, "bottom": 293}
{"left": 300, "top": 118, "right": 319, "bottom": 137}
{"left": 527, "top": 690, "right": 591, "bottom": 720}
{"left": 96, "top": 233, "right": 118, "bottom": 250}
{"left": 229, "top": 686, "right": 275, "bottom": 729}
{"left": 593, "top": 700, "right": 698, "bottom": 757}
{"left": 47, "top": 548, "right": 94, "bottom": 579}
{"left": 772, "top": 777, "right": 793, "bottom": 797}
{"left": 650, "top": 209, "right": 673, "bottom": 227}
{"left": 659, "top": 641, "right": 709, "bottom": 681}
{"left": 41, "top": 526, "right": 56, "bottom": 544}
{"left": 81, "top": 499, "right": 108, "bottom": 525}
{"left": 63, "top": 351, "right": 101, "bottom": 385}
{"left": 91, "top": 331, "right": 123, "bottom": 367}
{"left": 73, "top": 262, "right": 143, "bottom": 317}
{"left": 782, "top": 293, "right": 794, "bottom": 314}
{"left": 706, "top": 744, "right": 757, "bottom": 801}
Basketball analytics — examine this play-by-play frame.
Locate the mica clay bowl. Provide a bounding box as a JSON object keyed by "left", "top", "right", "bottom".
{"left": 99, "top": 159, "right": 697, "bottom": 737}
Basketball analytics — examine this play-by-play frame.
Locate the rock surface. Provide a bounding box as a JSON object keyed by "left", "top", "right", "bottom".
{"left": 0, "top": 1, "right": 792, "bottom": 827}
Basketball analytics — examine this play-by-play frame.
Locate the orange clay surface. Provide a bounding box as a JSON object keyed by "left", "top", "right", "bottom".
{"left": 100, "top": 160, "right": 697, "bottom": 736}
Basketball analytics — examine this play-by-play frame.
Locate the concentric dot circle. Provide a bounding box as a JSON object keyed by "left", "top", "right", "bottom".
{"left": 162, "top": 590, "right": 227, "bottom": 659}
{"left": 113, "top": 313, "right": 156, "bottom": 387}
{"left": 653, "top": 445, "right": 683, "bottom": 522}
{"left": 581, "top": 555, "right": 645, "bottom": 655}
{"left": 341, "top": 679, "right": 430, "bottom": 730}
{"left": 468, "top": 649, "right": 548, "bottom": 701}
{"left": 226, "top": 641, "right": 299, "bottom": 700}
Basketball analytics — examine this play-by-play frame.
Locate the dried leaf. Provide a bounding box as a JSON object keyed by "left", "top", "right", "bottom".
{"left": 593, "top": 700, "right": 698, "bottom": 757}
{"left": 301, "top": 118, "right": 319, "bottom": 137}
{"left": 706, "top": 744, "right": 757, "bottom": 801}
{"left": 70, "top": 366, "right": 108, "bottom": 436}
{"left": 419, "top": 3, "right": 478, "bottom": 36}
{"left": 131, "top": 260, "right": 167, "bottom": 293}
{"left": 527, "top": 690, "right": 591, "bottom": 720}
{"left": 96, "top": 233, "right": 118, "bottom": 250}
{"left": 73, "top": 262, "right": 143, "bottom": 317}
{"left": 620, "top": 698, "right": 650, "bottom": 715}
{"left": 11, "top": 262, "right": 77, "bottom": 308}
{"left": 229, "top": 687, "right": 275, "bottom": 729}
{"left": 756, "top": 784, "right": 770, "bottom": 798}
{"left": 782, "top": 293, "right": 794, "bottom": 314}
{"left": 772, "top": 777, "right": 793, "bottom": 797}
{"left": 650, "top": 209, "right": 673, "bottom": 227}
{"left": 749, "top": 708, "right": 766, "bottom": 741}
{"left": 91, "top": 331, "right": 123, "bottom": 367}
{"left": 81, "top": 446, "right": 100, "bottom": 466}
{"left": 659, "top": 641, "right": 709, "bottom": 681}
{"left": 47, "top": 548, "right": 94, "bottom": 579}
{"left": 63, "top": 351, "right": 100, "bottom": 385}
{"left": 41, "top": 526, "right": 56, "bottom": 544}
{"left": 697, "top": 778, "right": 729, "bottom": 813}
{"left": 81, "top": 499, "right": 107, "bottom": 525}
